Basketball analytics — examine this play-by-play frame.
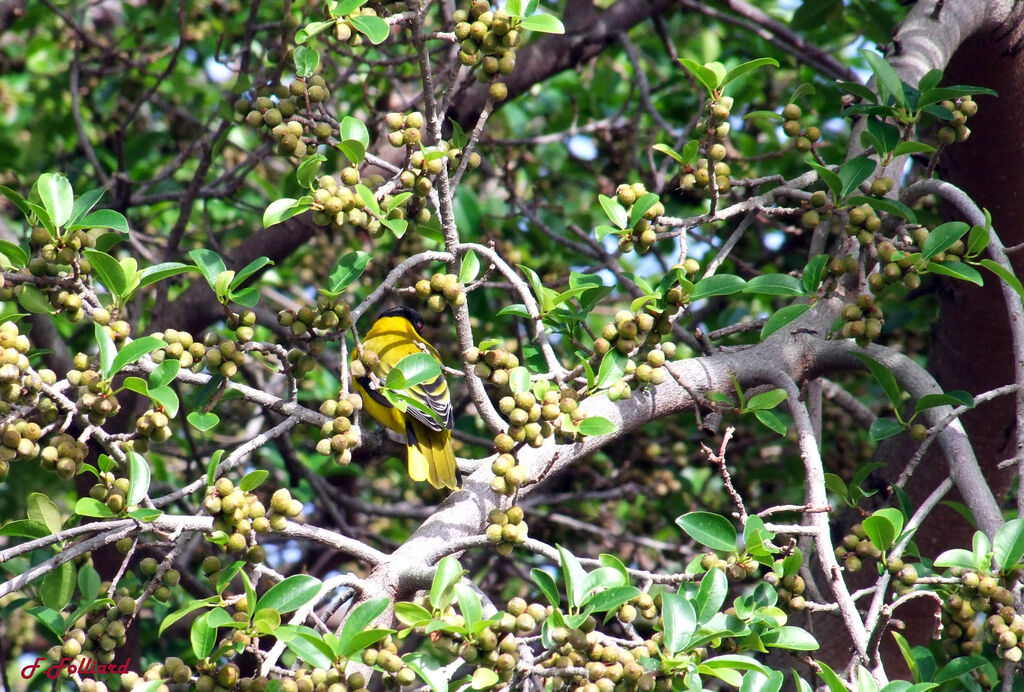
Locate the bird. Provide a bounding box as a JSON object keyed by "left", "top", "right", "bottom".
{"left": 351, "top": 306, "right": 457, "bottom": 489}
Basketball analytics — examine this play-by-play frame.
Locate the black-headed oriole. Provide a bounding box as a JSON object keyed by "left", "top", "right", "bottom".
{"left": 352, "top": 307, "right": 457, "bottom": 489}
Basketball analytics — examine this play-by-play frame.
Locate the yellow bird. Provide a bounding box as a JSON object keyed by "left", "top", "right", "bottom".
{"left": 352, "top": 307, "right": 457, "bottom": 489}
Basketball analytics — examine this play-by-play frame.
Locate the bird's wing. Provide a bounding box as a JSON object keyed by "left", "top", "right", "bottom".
{"left": 360, "top": 327, "right": 453, "bottom": 432}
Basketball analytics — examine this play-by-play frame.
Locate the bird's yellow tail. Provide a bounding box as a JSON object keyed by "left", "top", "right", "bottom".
{"left": 406, "top": 420, "right": 457, "bottom": 489}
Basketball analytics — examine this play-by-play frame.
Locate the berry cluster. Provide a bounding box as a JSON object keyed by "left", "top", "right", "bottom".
{"left": 614, "top": 183, "right": 666, "bottom": 254}
{"left": 39, "top": 432, "right": 87, "bottom": 480}
{"left": 200, "top": 333, "right": 248, "bottom": 379}
{"left": 204, "top": 479, "right": 296, "bottom": 560}
{"left": 780, "top": 103, "right": 820, "bottom": 153}
{"left": 484, "top": 505, "right": 528, "bottom": 555}
{"left": 839, "top": 294, "right": 884, "bottom": 347}
{"left": 150, "top": 327, "right": 207, "bottom": 372}
{"left": 466, "top": 345, "right": 520, "bottom": 388}
{"left": 416, "top": 272, "right": 467, "bottom": 312}
{"left": 89, "top": 473, "right": 131, "bottom": 514}
{"left": 316, "top": 393, "right": 363, "bottom": 466}
{"left": 939, "top": 567, "right": 1021, "bottom": 665}
{"left": 453, "top": 3, "right": 521, "bottom": 101}
{"left": 70, "top": 355, "right": 122, "bottom": 426}
{"left": 239, "top": 76, "right": 334, "bottom": 159}
{"left": 58, "top": 589, "right": 134, "bottom": 668}
{"left": 937, "top": 96, "right": 977, "bottom": 145}
{"left": 762, "top": 570, "right": 808, "bottom": 612}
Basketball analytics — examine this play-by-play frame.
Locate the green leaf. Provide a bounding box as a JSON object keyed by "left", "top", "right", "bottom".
{"left": 0, "top": 184, "right": 33, "bottom": 220}
{"left": 695, "top": 568, "right": 729, "bottom": 623}
{"left": 67, "top": 208, "right": 129, "bottom": 235}
{"left": 979, "top": 259, "right": 1024, "bottom": 302}
{"left": 577, "top": 417, "right": 616, "bottom": 437}
{"left": 384, "top": 352, "right": 441, "bottom": 390}
{"left": 254, "top": 575, "right": 321, "bottom": 615}
{"left": 508, "top": 366, "right": 530, "bottom": 395}
{"left": 355, "top": 184, "right": 381, "bottom": 216}
{"left": 40, "top": 561, "right": 76, "bottom": 611}
{"left": 253, "top": 608, "right": 282, "bottom": 635}
{"left": 921, "top": 221, "right": 970, "bottom": 260}
{"left": 807, "top": 161, "right": 843, "bottom": 197}
{"left": 866, "top": 118, "right": 900, "bottom": 156}
{"left": 328, "top": 251, "right": 371, "bottom": 293}
{"left": 993, "top": 518, "right": 1024, "bottom": 570}
{"left": 854, "top": 353, "right": 902, "bottom": 409}
{"left": 816, "top": 661, "right": 851, "bottom": 692}
{"left": 138, "top": 261, "right": 194, "bottom": 288}
{"left": 628, "top": 193, "right": 660, "bottom": 229}
{"left": 471, "top": 667, "right": 500, "bottom": 690}
{"left": 36, "top": 172, "right": 74, "bottom": 227}
{"left": 229, "top": 256, "right": 273, "bottom": 293}
{"left": 557, "top": 545, "right": 587, "bottom": 610}
{"left": 77, "top": 563, "right": 102, "bottom": 600}
{"left": 459, "top": 250, "right": 481, "bottom": 284}
{"left": 531, "top": 568, "right": 559, "bottom": 608}
{"left": 913, "top": 390, "right": 974, "bottom": 415}
{"left": 26, "top": 202, "right": 56, "bottom": 235}
{"left": 240, "top": 469, "right": 269, "bottom": 492}
{"left": 755, "top": 410, "right": 787, "bottom": 436}
{"left": 110, "top": 336, "right": 165, "bottom": 376}
{"left": 189, "top": 248, "right": 227, "bottom": 288}
{"left": 661, "top": 592, "right": 696, "bottom": 654}
{"left": 838, "top": 156, "right": 877, "bottom": 199}
{"left": 721, "top": 57, "right": 779, "bottom": 87}
{"left": 594, "top": 350, "right": 627, "bottom": 391}
{"left": 745, "top": 389, "right": 788, "bottom": 411}
{"left": 861, "top": 50, "right": 905, "bottom": 107}
{"left": 675, "top": 512, "right": 737, "bottom": 552}
{"left": 802, "top": 254, "right": 829, "bottom": 293}
{"left": 148, "top": 385, "right": 179, "bottom": 417}
{"left": 869, "top": 418, "right": 904, "bottom": 442}
{"left": 293, "top": 45, "right": 319, "bottom": 78}
{"left": 350, "top": 14, "right": 390, "bottom": 43}
{"left": 341, "top": 116, "right": 370, "bottom": 148}
{"left": 75, "top": 497, "right": 116, "bottom": 518}
{"left": 395, "top": 601, "right": 432, "bottom": 627}
{"left": 149, "top": 359, "right": 181, "bottom": 389}
{"left": 926, "top": 260, "right": 983, "bottom": 286}
{"left": 891, "top": 141, "right": 936, "bottom": 158}
{"left": 83, "top": 248, "right": 128, "bottom": 297}
{"left": 760, "top": 303, "right": 810, "bottom": 339}
{"left": 282, "top": 628, "right": 336, "bottom": 669}
{"left": 743, "top": 274, "right": 804, "bottom": 297}
{"left": 263, "top": 197, "right": 311, "bottom": 227}
{"left": 16, "top": 285, "right": 53, "bottom": 314}
{"left": 598, "top": 194, "right": 628, "bottom": 229}
{"left": 933, "top": 548, "right": 976, "bottom": 570}
{"left": 519, "top": 13, "right": 565, "bottom": 34}
{"left": 127, "top": 451, "right": 151, "bottom": 506}
{"left": 28, "top": 492, "right": 62, "bottom": 534}
{"left": 692, "top": 274, "right": 747, "bottom": 300}
{"left": 0, "top": 519, "right": 50, "bottom": 538}
{"left": 933, "top": 654, "right": 989, "bottom": 684}
{"left": 295, "top": 19, "right": 337, "bottom": 43}
{"left": 761, "top": 625, "right": 819, "bottom": 650}
{"left": 191, "top": 612, "right": 218, "bottom": 659}
{"left": 0, "top": 239, "right": 29, "bottom": 268}
{"left": 863, "top": 507, "right": 904, "bottom": 552}
{"left": 846, "top": 196, "right": 918, "bottom": 224}
{"left": 337, "top": 140, "right": 366, "bottom": 166}
{"left": 677, "top": 58, "right": 720, "bottom": 93}
{"left": 429, "top": 556, "right": 465, "bottom": 611}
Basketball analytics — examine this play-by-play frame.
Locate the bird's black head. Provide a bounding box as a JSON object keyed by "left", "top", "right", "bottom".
{"left": 377, "top": 306, "right": 426, "bottom": 333}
